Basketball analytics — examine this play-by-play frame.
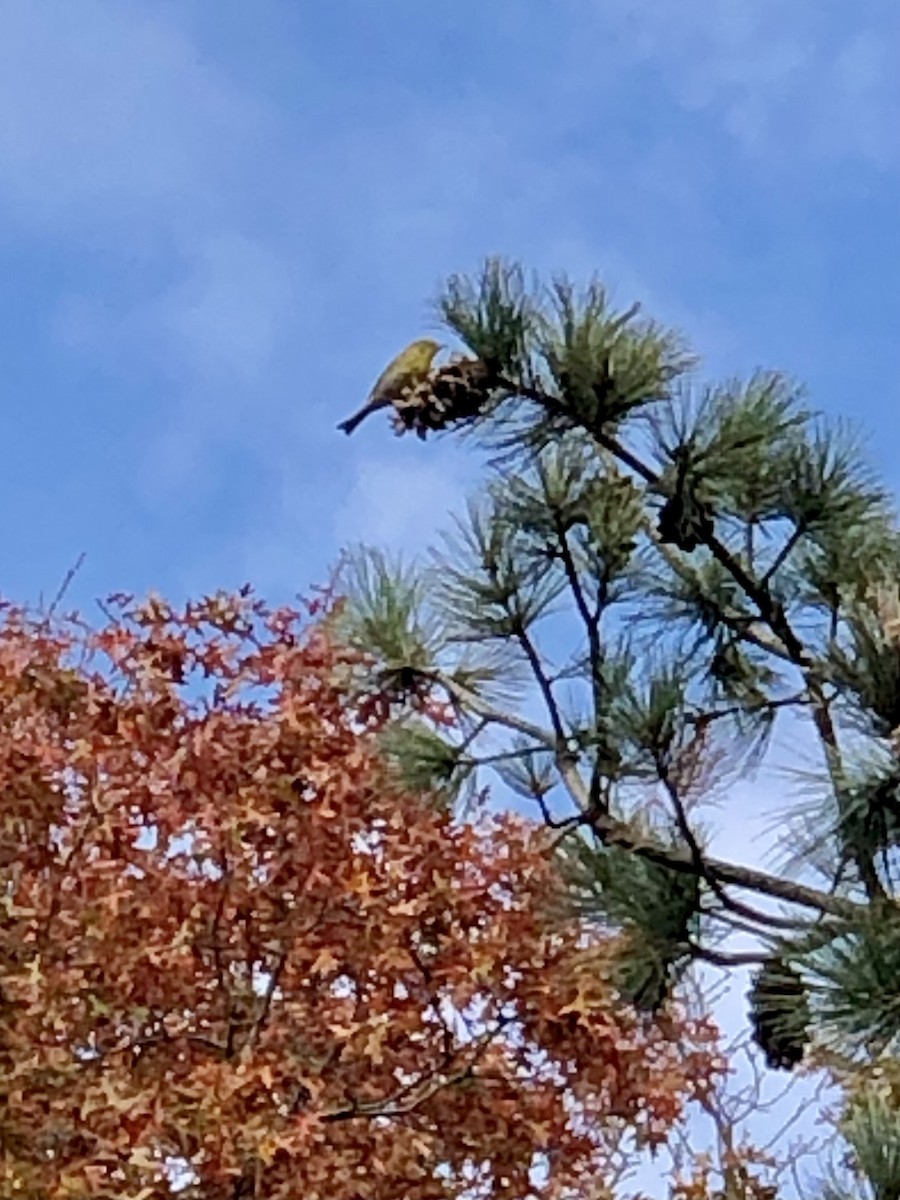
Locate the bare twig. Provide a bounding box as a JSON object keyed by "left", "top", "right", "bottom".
{"left": 45, "top": 552, "right": 87, "bottom": 620}
{"left": 512, "top": 619, "right": 567, "bottom": 744}
{"left": 322, "top": 1016, "right": 512, "bottom": 1123}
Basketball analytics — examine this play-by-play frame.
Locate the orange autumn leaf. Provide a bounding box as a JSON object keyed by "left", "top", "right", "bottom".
{"left": 0, "top": 588, "right": 723, "bottom": 1199}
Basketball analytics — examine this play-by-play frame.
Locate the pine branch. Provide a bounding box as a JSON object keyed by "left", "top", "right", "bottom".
{"left": 512, "top": 619, "right": 567, "bottom": 743}
{"left": 706, "top": 904, "right": 813, "bottom": 935}
{"left": 432, "top": 670, "right": 860, "bottom": 919}
{"left": 498, "top": 372, "right": 883, "bottom": 898}
{"left": 658, "top": 765, "right": 733, "bottom": 916}
{"left": 761, "top": 522, "right": 809, "bottom": 587}
{"left": 692, "top": 944, "right": 768, "bottom": 968}
{"left": 552, "top": 514, "right": 609, "bottom": 812}
{"left": 430, "top": 670, "right": 558, "bottom": 750}
{"left": 652, "top": 537, "right": 796, "bottom": 661}
{"left": 596, "top": 424, "right": 812, "bottom": 664}
{"left": 501, "top": 375, "right": 813, "bottom": 657}
{"left": 586, "top": 812, "right": 858, "bottom": 919}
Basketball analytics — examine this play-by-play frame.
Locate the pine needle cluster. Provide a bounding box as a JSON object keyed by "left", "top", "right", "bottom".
{"left": 337, "top": 258, "right": 900, "bottom": 1195}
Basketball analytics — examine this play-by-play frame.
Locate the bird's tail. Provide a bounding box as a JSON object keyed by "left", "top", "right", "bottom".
{"left": 337, "top": 413, "right": 364, "bottom": 435}
{"left": 336, "top": 397, "right": 385, "bottom": 435}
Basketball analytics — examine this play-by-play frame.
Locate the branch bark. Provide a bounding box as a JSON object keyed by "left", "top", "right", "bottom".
{"left": 433, "top": 671, "right": 861, "bottom": 920}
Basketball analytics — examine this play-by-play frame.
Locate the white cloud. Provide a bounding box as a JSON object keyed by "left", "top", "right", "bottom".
{"left": 5, "top": 0, "right": 892, "bottom": 615}
{"left": 0, "top": 4, "right": 579, "bottom": 530}
{"left": 0, "top": 4, "right": 302, "bottom": 505}
{"left": 580, "top": 0, "right": 900, "bottom": 166}
{"left": 333, "top": 450, "right": 472, "bottom": 557}
{"left": 0, "top": 4, "right": 264, "bottom": 232}
{"left": 147, "top": 234, "right": 297, "bottom": 385}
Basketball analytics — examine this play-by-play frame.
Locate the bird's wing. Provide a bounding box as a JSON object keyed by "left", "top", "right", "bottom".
{"left": 369, "top": 349, "right": 410, "bottom": 402}
{"left": 367, "top": 365, "right": 392, "bottom": 401}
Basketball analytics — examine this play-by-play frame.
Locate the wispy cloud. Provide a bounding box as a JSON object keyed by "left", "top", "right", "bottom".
{"left": 2, "top": 0, "right": 897, "bottom": 609}
{"left": 0, "top": 4, "right": 301, "bottom": 520}
{"left": 0, "top": 4, "right": 266, "bottom": 233}
{"left": 582, "top": 0, "right": 900, "bottom": 166}
{"left": 333, "top": 449, "right": 473, "bottom": 558}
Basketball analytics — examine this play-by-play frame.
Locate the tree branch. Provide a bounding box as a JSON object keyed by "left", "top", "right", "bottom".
{"left": 431, "top": 671, "right": 558, "bottom": 750}
{"left": 434, "top": 669, "right": 861, "bottom": 919}
{"left": 512, "top": 620, "right": 567, "bottom": 744}
{"left": 495, "top": 378, "right": 878, "bottom": 899}
{"left": 322, "top": 1017, "right": 512, "bottom": 1123}
{"left": 553, "top": 516, "right": 609, "bottom": 813}
{"left": 761, "top": 522, "right": 808, "bottom": 587}
{"left": 584, "top": 810, "right": 859, "bottom": 919}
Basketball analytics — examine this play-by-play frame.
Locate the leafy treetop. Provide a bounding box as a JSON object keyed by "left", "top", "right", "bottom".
{"left": 336, "top": 257, "right": 900, "bottom": 1106}
{"left": 0, "top": 588, "right": 721, "bottom": 1199}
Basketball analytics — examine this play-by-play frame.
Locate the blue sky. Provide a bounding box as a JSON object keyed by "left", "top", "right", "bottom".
{"left": 3, "top": 3, "right": 896, "bottom": 1190}
{"left": 2, "top": 0, "right": 899, "bottom": 616}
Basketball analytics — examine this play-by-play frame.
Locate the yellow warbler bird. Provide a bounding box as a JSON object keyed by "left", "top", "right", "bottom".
{"left": 338, "top": 338, "right": 442, "bottom": 435}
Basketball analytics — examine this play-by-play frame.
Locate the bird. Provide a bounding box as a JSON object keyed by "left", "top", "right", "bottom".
{"left": 338, "top": 338, "right": 443, "bottom": 435}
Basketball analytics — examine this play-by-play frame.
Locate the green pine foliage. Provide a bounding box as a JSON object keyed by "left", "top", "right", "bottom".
{"left": 338, "top": 258, "right": 900, "bottom": 1195}
{"left": 558, "top": 819, "right": 705, "bottom": 1013}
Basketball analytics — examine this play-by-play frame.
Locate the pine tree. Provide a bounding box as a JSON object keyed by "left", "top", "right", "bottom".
{"left": 337, "top": 258, "right": 900, "bottom": 1197}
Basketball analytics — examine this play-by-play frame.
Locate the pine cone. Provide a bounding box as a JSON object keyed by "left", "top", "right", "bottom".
{"left": 391, "top": 358, "right": 497, "bottom": 438}
{"left": 748, "top": 955, "right": 810, "bottom": 1071}
{"left": 657, "top": 446, "right": 715, "bottom": 552}
{"left": 657, "top": 490, "right": 715, "bottom": 551}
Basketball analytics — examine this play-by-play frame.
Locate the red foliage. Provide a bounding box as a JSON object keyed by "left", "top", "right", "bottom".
{"left": 0, "top": 591, "right": 722, "bottom": 1198}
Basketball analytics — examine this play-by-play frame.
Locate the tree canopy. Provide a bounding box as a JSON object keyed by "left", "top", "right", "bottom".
{"left": 0, "top": 588, "right": 722, "bottom": 1199}
{"left": 336, "top": 258, "right": 900, "bottom": 1197}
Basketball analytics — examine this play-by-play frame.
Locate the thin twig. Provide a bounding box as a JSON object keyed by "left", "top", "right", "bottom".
{"left": 322, "top": 1016, "right": 512, "bottom": 1123}
{"left": 553, "top": 516, "right": 609, "bottom": 814}
{"left": 761, "top": 523, "right": 808, "bottom": 588}
{"left": 513, "top": 620, "right": 567, "bottom": 744}
{"left": 46, "top": 551, "right": 87, "bottom": 620}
